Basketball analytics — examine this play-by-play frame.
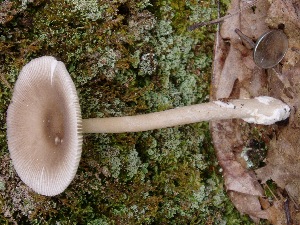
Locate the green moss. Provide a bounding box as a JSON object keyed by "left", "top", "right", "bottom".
{"left": 0, "top": 0, "right": 260, "bottom": 224}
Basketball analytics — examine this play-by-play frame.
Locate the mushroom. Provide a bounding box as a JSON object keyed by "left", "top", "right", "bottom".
{"left": 6, "top": 56, "right": 290, "bottom": 196}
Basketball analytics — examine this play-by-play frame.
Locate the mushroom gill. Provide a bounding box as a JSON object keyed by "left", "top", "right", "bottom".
{"left": 7, "top": 56, "right": 82, "bottom": 196}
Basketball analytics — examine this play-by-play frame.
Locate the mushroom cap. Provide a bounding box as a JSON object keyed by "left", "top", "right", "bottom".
{"left": 7, "top": 56, "right": 82, "bottom": 196}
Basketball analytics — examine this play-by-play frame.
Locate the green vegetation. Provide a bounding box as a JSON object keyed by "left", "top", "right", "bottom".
{"left": 0, "top": 0, "right": 254, "bottom": 223}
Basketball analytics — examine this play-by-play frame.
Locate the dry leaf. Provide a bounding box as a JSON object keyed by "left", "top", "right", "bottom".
{"left": 210, "top": 0, "right": 300, "bottom": 223}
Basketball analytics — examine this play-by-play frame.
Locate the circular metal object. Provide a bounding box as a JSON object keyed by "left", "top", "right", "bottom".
{"left": 253, "top": 30, "right": 289, "bottom": 69}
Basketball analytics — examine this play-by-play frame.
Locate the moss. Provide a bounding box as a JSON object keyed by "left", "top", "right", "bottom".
{"left": 0, "top": 0, "right": 260, "bottom": 224}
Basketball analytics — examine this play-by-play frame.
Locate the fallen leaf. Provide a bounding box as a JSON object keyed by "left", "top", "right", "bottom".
{"left": 210, "top": 0, "right": 300, "bottom": 223}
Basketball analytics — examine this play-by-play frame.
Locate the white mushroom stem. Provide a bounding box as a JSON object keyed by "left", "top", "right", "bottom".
{"left": 82, "top": 96, "right": 290, "bottom": 133}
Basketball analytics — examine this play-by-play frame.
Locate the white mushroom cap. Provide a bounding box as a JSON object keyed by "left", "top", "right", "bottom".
{"left": 7, "top": 56, "right": 82, "bottom": 196}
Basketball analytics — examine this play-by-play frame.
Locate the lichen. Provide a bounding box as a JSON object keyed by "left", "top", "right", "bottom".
{"left": 67, "top": 0, "right": 109, "bottom": 21}
{"left": 0, "top": 0, "right": 258, "bottom": 224}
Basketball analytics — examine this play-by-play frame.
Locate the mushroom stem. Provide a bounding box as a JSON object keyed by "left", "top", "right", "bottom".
{"left": 82, "top": 96, "right": 290, "bottom": 133}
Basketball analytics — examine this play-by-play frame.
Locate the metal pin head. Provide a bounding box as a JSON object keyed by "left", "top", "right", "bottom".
{"left": 253, "top": 30, "right": 289, "bottom": 69}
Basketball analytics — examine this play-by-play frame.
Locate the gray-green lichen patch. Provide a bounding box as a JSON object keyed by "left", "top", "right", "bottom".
{"left": 0, "top": 0, "right": 256, "bottom": 224}
{"left": 0, "top": 177, "right": 5, "bottom": 191}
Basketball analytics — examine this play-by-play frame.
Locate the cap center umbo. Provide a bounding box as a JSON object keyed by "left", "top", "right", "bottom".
{"left": 43, "top": 109, "right": 64, "bottom": 147}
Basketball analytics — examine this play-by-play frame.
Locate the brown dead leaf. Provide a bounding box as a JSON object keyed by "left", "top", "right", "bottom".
{"left": 228, "top": 191, "right": 269, "bottom": 223}
{"left": 211, "top": 120, "right": 264, "bottom": 196}
{"left": 264, "top": 200, "right": 286, "bottom": 225}
{"left": 210, "top": 0, "right": 300, "bottom": 223}
{"left": 212, "top": 0, "right": 269, "bottom": 99}
{"left": 267, "top": 0, "right": 300, "bottom": 68}
{"left": 255, "top": 132, "right": 300, "bottom": 188}
{"left": 285, "top": 180, "right": 300, "bottom": 206}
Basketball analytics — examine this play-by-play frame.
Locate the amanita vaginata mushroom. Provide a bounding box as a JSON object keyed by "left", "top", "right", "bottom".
{"left": 7, "top": 56, "right": 290, "bottom": 196}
